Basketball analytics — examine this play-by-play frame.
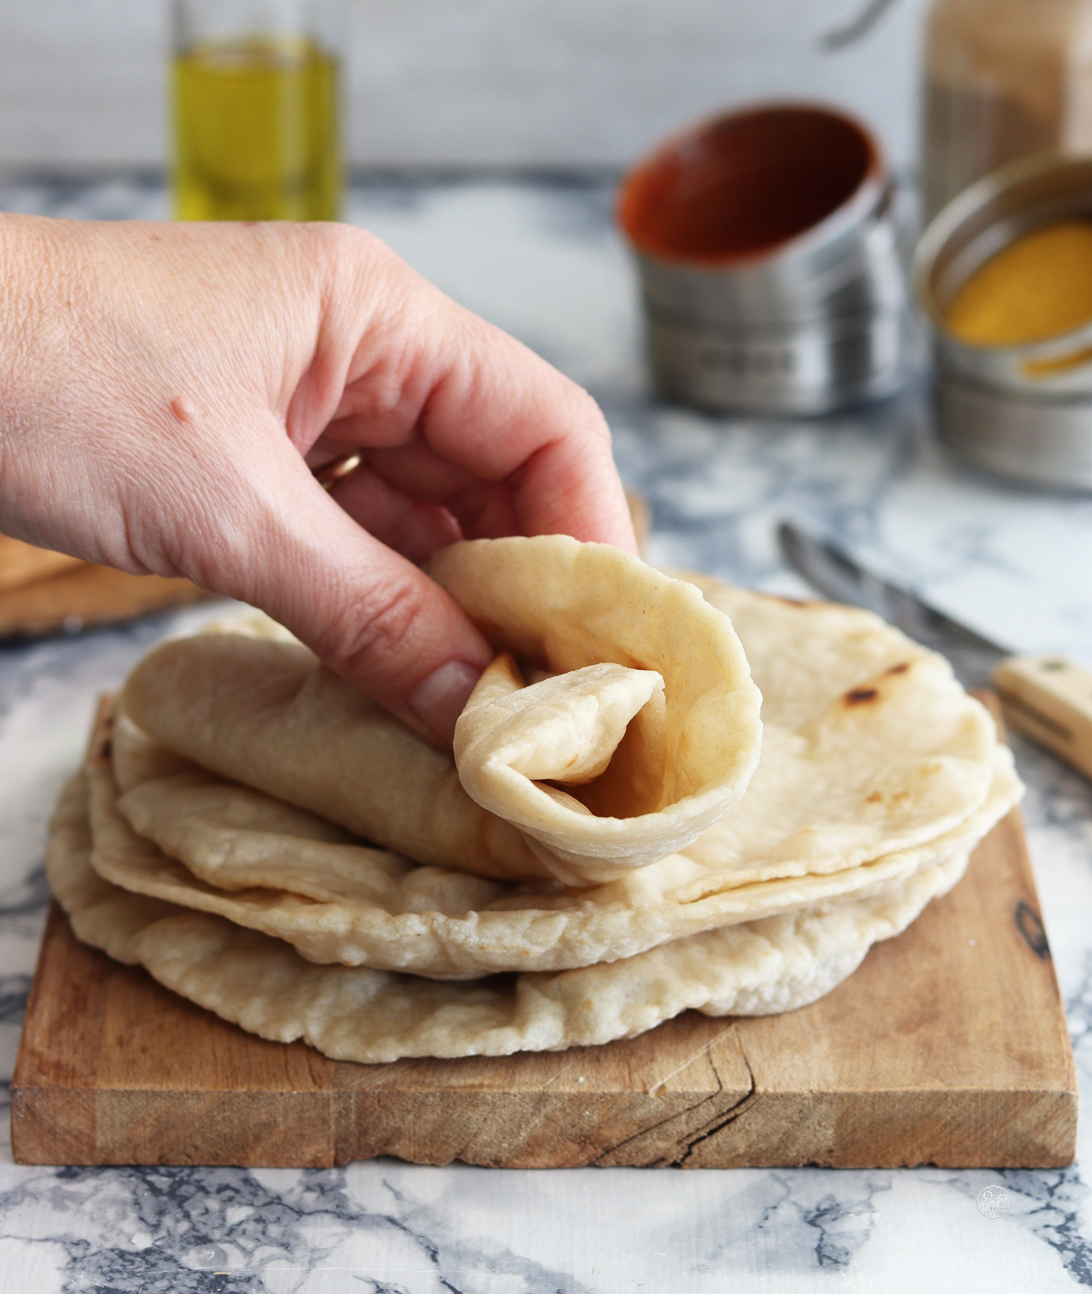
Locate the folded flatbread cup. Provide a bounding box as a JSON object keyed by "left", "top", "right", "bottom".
{"left": 431, "top": 538, "right": 764, "bottom": 873}
{"left": 43, "top": 539, "right": 1022, "bottom": 1061}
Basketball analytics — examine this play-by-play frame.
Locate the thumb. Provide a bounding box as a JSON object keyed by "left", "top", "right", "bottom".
{"left": 200, "top": 452, "right": 493, "bottom": 746}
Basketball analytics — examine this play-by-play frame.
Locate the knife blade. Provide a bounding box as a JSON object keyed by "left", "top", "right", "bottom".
{"left": 778, "top": 522, "right": 1092, "bottom": 782}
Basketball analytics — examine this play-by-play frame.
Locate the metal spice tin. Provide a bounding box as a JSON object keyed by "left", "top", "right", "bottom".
{"left": 616, "top": 103, "right": 906, "bottom": 415}
{"left": 915, "top": 152, "right": 1092, "bottom": 489}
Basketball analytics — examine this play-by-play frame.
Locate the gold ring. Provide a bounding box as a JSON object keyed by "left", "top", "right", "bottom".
{"left": 312, "top": 453, "right": 364, "bottom": 492}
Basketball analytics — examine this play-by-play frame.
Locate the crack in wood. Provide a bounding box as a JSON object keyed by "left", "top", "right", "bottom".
{"left": 674, "top": 1044, "right": 758, "bottom": 1166}
{"left": 589, "top": 1029, "right": 757, "bottom": 1167}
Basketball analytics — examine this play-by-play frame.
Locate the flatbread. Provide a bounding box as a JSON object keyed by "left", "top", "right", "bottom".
{"left": 121, "top": 539, "right": 764, "bottom": 884}
{"left": 120, "top": 634, "right": 549, "bottom": 882}
{"left": 673, "top": 579, "right": 1002, "bottom": 881}
{"left": 119, "top": 577, "right": 1007, "bottom": 877}
{"left": 94, "top": 565, "right": 1020, "bottom": 977}
{"left": 431, "top": 537, "right": 763, "bottom": 870}
{"left": 118, "top": 559, "right": 1000, "bottom": 894}
{"left": 48, "top": 548, "right": 1021, "bottom": 1060}
{"left": 48, "top": 771, "right": 974, "bottom": 1061}
{"left": 94, "top": 713, "right": 1018, "bottom": 978}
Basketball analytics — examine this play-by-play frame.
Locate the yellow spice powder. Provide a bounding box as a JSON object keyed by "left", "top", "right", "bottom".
{"left": 945, "top": 219, "right": 1092, "bottom": 347}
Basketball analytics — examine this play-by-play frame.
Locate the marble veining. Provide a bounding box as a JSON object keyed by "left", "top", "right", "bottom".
{"left": 0, "top": 175, "right": 1089, "bottom": 1291}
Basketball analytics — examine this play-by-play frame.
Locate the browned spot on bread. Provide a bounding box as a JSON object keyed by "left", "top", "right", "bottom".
{"left": 865, "top": 791, "right": 883, "bottom": 803}
{"left": 887, "top": 661, "right": 910, "bottom": 675}
{"left": 845, "top": 687, "right": 879, "bottom": 705}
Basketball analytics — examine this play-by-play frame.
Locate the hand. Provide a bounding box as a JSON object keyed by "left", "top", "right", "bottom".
{"left": 0, "top": 215, "right": 637, "bottom": 742}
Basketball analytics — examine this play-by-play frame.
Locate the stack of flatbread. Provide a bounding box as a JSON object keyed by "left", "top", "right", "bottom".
{"left": 0, "top": 535, "right": 209, "bottom": 639}
{"left": 45, "top": 536, "right": 1021, "bottom": 1063}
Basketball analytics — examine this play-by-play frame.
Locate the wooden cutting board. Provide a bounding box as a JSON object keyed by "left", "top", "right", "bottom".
{"left": 0, "top": 564, "right": 212, "bottom": 641}
{"left": 10, "top": 702, "right": 1077, "bottom": 1170}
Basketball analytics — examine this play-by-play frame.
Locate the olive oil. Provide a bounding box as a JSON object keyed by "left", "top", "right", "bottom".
{"left": 173, "top": 36, "right": 340, "bottom": 222}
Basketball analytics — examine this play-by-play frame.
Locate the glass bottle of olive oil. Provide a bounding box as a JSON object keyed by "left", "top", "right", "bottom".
{"left": 172, "top": 2, "right": 343, "bottom": 222}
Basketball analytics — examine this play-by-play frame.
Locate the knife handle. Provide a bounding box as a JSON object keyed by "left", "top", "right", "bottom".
{"left": 993, "top": 655, "right": 1092, "bottom": 781}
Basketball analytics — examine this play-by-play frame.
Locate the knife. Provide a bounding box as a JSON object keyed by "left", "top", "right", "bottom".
{"left": 778, "top": 522, "right": 1092, "bottom": 781}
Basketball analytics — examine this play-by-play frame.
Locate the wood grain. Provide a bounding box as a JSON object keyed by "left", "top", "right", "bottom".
{"left": 11, "top": 701, "right": 1078, "bottom": 1169}
{"left": 0, "top": 564, "right": 213, "bottom": 640}
{"left": 0, "top": 537, "right": 83, "bottom": 595}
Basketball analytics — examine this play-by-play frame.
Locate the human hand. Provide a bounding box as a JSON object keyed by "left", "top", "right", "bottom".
{"left": 0, "top": 215, "right": 637, "bottom": 742}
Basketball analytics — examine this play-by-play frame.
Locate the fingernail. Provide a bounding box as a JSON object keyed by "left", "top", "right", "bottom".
{"left": 408, "top": 660, "right": 484, "bottom": 745}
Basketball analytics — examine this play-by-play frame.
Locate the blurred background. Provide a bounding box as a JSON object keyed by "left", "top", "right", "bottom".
{"left": 0, "top": 0, "right": 926, "bottom": 174}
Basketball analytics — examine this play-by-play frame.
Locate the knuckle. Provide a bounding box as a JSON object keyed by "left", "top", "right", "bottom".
{"left": 327, "top": 223, "right": 398, "bottom": 278}
{"left": 323, "top": 574, "right": 428, "bottom": 683}
{"left": 569, "top": 386, "right": 611, "bottom": 441}
{"left": 303, "top": 224, "right": 398, "bottom": 300}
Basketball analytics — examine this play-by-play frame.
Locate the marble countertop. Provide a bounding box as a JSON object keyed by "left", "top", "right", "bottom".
{"left": 0, "top": 175, "right": 1091, "bottom": 1293}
